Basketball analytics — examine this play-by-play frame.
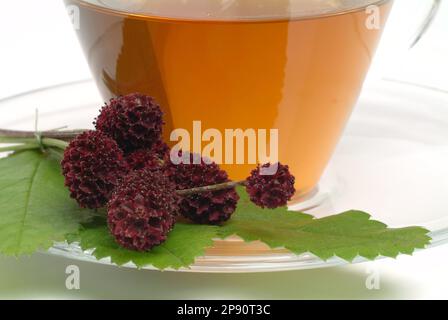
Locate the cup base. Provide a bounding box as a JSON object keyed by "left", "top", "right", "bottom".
{"left": 288, "top": 187, "right": 326, "bottom": 211}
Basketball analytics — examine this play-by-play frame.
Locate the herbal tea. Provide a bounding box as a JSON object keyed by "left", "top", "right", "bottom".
{"left": 66, "top": 0, "right": 392, "bottom": 196}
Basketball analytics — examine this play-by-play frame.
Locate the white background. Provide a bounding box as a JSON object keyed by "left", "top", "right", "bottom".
{"left": 0, "top": 0, "right": 447, "bottom": 299}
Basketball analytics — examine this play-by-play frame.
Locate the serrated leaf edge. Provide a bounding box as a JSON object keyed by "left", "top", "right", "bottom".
{"left": 216, "top": 210, "right": 432, "bottom": 262}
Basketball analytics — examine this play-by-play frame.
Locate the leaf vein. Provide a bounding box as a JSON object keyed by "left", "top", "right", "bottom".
{"left": 15, "top": 157, "right": 42, "bottom": 253}
{"left": 158, "top": 246, "right": 187, "bottom": 266}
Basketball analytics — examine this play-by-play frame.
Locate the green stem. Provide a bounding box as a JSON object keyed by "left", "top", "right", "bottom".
{"left": 0, "top": 143, "right": 40, "bottom": 153}
{"left": 0, "top": 137, "right": 38, "bottom": 144}
{"left": 0, "top": 137, "right": 68, "bottom": 151}
{"left": 41, "top": 138, "right": 69, "bottom": 150}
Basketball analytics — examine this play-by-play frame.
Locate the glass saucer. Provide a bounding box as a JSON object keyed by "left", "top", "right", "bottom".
{"left": 1, "top": 79, "right": 447, "bottom": 273}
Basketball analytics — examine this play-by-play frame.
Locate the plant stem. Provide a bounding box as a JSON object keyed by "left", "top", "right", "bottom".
{"left": 0, "top": 143, "right": 40, "bottom": 153}
{"left": 0, "top": 135, "right": 69, "bottom": 151}
{"left": 176, "top": 180, "right": 247, "bottom": 196}
{"left": 0, "top": 129, "right": 87, "bottom": 141}
{"left": 41, "top": 138, "right": 69, "bottom": 150}
{"left": 0, "top": 128, "right": 247, "bottom": 196}
{"left": 0, "top": 137, "right": 38, "bottom": 144}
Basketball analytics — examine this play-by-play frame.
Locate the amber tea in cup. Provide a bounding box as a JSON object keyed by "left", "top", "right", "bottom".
{"left": 65, "top": 0, "right": 393, "bottom": 197}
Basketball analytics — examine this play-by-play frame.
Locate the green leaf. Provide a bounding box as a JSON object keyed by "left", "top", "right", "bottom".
{"left": 69, "top": 221, "right": 218, "bottom": 270}
{"left": 217, "top": 188, "right": 431, "bottom": 261}
{"left": 0, "top": 151, "right": 91, "bottom": 255}
{"left": 70, "top": 187, "right": 430, "bottom": 269}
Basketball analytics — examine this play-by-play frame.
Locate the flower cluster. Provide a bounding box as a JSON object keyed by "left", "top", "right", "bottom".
{"left": 62, "top": 93, "right": 296, "bottom": 252}
{"left": 61, "top": 131, "right": 127, "bottom": 209}
{"left": 246, "top": 163, "right": 295, "bottom": 209}
{"left": 108, "top": 169, "right": 179, "bottom": 251}
{"left": 94, "top": 94, "right": 164, "bottom": 153}
{"left": 165, "top": 152, "right": 239, "bottom": 225}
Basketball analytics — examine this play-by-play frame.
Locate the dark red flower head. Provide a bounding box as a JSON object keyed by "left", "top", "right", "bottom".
{"left": 61, "top": 130, "right": 127, "bottom": 209}
{"left": 107, "top": 169, "right": 180, "bottom": 251}
{"left": 125, "top": 141, "right": 170, "bottom": 171}
{"left": 149, "top": 140, "right": 171, "bottom": 160}
{"left": 245, "top": 163, "right": 295, "bottom": 209}
{"left": 94, "top": 93, "right": 164, "bottom": 153}
{"left": 165, "top": 152, "right": 239, "bottom": 225}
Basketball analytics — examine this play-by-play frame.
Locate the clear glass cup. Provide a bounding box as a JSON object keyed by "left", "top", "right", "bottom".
{"left": 63, "top": 0, "right": 439, "bottom": 200}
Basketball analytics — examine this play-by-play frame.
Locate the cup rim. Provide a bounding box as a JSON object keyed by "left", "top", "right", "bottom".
{"left": 68, "top": 0, "right": 391, "bottom": 23}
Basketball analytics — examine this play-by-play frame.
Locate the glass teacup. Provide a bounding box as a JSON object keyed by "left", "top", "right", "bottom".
{"left": 63, "top": 0, "right": 437, "bottom": 199}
